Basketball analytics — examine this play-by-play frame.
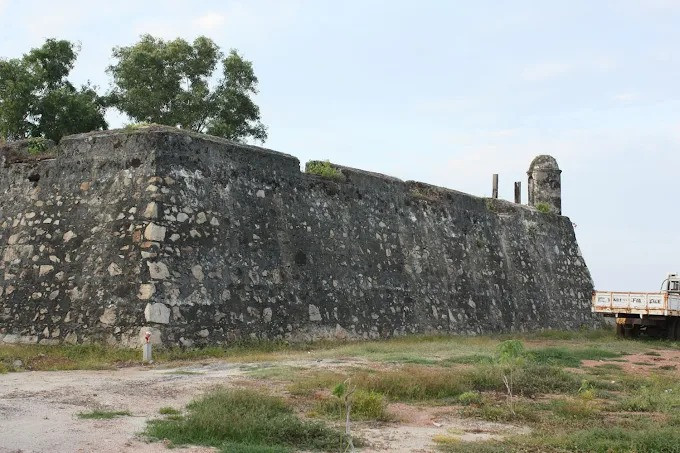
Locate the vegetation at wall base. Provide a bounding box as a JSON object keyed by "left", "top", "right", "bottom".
{"left": 4, "top": 329, "right": 680, "bottom": 452}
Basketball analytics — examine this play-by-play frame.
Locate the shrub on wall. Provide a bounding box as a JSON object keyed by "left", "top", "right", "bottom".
{"left": 305, "top": 160, "right": 345, "bottom": 181}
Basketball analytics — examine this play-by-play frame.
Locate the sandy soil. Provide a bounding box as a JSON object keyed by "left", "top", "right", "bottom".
{"left": 0, "top": 359, "right": 522, "bottom": 453}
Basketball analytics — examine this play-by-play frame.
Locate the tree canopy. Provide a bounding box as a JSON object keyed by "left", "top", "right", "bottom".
{"left": 107, "top": 35, "right": 267, "bottom": 143}
{"left": 0, "top": 39, "right": 107, "bottom": 142}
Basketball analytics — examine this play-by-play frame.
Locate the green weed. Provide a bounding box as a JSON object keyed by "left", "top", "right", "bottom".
{"left": 527, "top": 347, "right": 622, "bottom": 368}
{"left": 315, "top": 389, "right": 391, "bottom": 421}
{"left": 145, "top": 388, "right": 348, "bottom": 452}
{"left": 77, "top": 409, "right": 131, "bottom": 419}
{"left": 305, "top": 160, "right": 345, "bottom": 181}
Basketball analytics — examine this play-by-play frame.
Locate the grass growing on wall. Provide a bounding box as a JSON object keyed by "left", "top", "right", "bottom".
{"left": 305, "top": 160, "right": 345, "bottom": 181}
{"left": 535, "top": 202, "right": 552, "bottom": 213}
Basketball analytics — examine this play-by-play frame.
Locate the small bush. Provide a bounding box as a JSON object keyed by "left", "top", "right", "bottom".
{"left": 535, "top": 202, "right": 552, "bottom": 213}
{"left": 458, "top": 391, "right": 483, "bottom": 406}
{"left": 27, "top": 137, "right": 49, "bottom": 154}
{"left": 551, "top": 398, "right": 597, "bottom": 420}
{"left": 305, "top": 160, "right": 344, "bottom": 181}
{"left": 317, "top": 389, "right": 391, "bottom": 421}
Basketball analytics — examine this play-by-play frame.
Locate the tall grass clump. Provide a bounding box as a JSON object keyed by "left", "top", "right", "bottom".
{"left": 145, "top": 388, "right": 347, "bottom": 452}
{"left": 316, "top": 389, "right": 391, "bottom": 421}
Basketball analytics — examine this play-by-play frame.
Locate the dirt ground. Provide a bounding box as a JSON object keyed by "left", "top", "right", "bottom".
{"left": 0, "top": 359, "right": 524, "bottom": 453}
{"left": 581, "top": 348, "right": 680, "bottom": 375}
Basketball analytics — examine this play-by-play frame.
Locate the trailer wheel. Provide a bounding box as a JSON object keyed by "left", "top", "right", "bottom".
{"left": 616, "top": 323, "right": 625, "bottom": 338}
{"left": 623, "top": 324, "right": 640, "bottom": 339}
{"left": 667, "top": 319, "right": 678, "bottom": 341}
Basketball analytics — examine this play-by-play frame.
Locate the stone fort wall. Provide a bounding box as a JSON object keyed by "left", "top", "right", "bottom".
{"left": 0, "top": 127, "right": 597, "bottom": 346}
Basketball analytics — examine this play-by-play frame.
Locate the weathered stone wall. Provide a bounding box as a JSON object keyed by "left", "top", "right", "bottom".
{"left": 0, "top": 128, "right": 597, "bottom": 346}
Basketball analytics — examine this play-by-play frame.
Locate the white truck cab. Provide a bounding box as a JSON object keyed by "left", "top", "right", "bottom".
{"left": 592, "top": 273, "right": 680, "bottom": 339}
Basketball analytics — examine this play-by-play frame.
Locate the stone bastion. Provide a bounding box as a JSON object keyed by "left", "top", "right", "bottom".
{"left": 0, "top": 127, "right": 597, "bottom": 346}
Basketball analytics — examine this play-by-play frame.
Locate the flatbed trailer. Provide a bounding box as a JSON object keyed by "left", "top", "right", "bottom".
{"left": 592, "top": 273, "right": 680, "bottom": 339}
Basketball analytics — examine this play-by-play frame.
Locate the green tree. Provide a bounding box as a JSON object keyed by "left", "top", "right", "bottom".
{"left": 0, "top": 39, "right": 107, "bottom": 142}
{"left": 107, "top": 35, "right": 267, "bottom": 143}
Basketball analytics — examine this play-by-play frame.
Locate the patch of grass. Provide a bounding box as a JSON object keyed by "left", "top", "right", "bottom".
{"left": 216, "top": 443, "right": 289, "bottom": 453}
{"left": 77, "top": 409, "right": 131, "bottom": 419}
{"left": 293, "top": 363, "right": 578, "bottom": 403}
{"left": 384, "top": 354, "right": 439, "bottom": 365}
{"left": 305, "top": 160, "right": 345, "bottom": 181}
{"left": 0, "top": 329, "right": 625, "bottom": 373}
{"left": 159, "top": 406, "right": 181, "bottom": 415}
{"left": 528, "top": 347, "right": 622, "bottom": 368}
{"left": 535, "top": 202, "right": 552, "bottom": 214}
{"left": 0, "top": 344, "right": 138, "bottom": 371}
{"left": 164, "top": 370, "right": 203, "bottom": 375}
{"left": 458, "top": 391, "right": 483, "bottom": 406}
{"left": 433, "top": 433, "right": 462, "bottom": 445}
{"left": 644, "top": 351, "right": 662, "bottom": 356}
{"left": 357, "top": 366, "right": 500, "bottom": 400}
{"left": 315, "top": 389, "right": 391, "bottom": 421}
{"left": 614, "top": 376, "right": 680, "bottom": 413}
{"left": 514, "top": 364, "right": 580, "bottom": 395}
{"left": 461, "top": 400, "right": 540, "bottom": 423}
{"left": 538, "top": 426, "right": 680, "bottom": 453}
{"left": 145, "top": 388, "right": 348, "bottom": 452}
{"left": 439, "top": 426, "right": 680, "bottom": 453}
{"left": 409, "top": 183, "right": 444, "bottom": 201}
{"left": 443, "top": 354, "right": 494, "bottom": 365}
{"left": 288, "top": 370, "right": 348, "bottom": 396}
{"left": 550, "top": 398, "right": 598, "bottom": 420}
{"left": 245, "top": 365, "right": 305, "bottom": 380}
{"left": 591, "top": 363, "right": 624, "bottom": 371}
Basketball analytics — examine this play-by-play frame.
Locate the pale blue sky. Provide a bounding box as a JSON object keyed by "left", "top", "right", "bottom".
{"left": 2, "top": 0, "right": 679, "bottom": 290}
